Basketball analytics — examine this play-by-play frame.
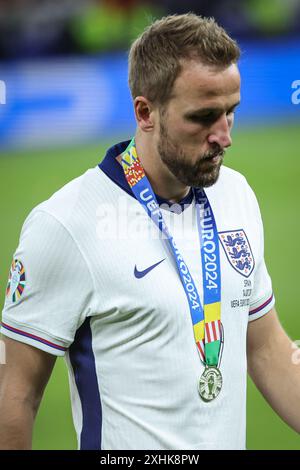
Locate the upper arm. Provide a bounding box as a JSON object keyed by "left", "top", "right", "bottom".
{"left": 247, "top": 306, "right": 291, "bottom": 369}
{"left": 0, "top": 335, "right": 56, "bottom": 412}
{"left": 1, "top": 209, "right": 94, "bottom": 355}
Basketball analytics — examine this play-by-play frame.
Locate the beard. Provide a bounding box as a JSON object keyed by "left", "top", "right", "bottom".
{"left": 157, "top": 117, "right": 225, "bottom": 188}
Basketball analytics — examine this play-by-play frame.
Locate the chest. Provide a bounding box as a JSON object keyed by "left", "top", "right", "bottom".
{"left": 88, "top": 197, "right": 259, "bottom": 335}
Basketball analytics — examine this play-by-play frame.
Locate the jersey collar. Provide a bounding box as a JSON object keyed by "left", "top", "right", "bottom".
{"left": 99, "top": 140, "right": 194, "bottom": 213}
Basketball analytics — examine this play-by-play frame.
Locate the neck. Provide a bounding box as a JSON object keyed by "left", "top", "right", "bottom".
{"left": 134, "top": 131, "right": 190, "bottom": 203}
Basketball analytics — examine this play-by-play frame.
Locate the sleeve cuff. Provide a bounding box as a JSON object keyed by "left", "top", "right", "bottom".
{"left": 0, "top": 320, "right": 68, "bottom": 356}
{"left": 248, "top": 293, "right": 275, "bottom": 322}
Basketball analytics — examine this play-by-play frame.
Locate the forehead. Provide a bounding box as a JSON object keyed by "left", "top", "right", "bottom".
{"left": 170, "top": 60, "right": 241, "bottom": 109}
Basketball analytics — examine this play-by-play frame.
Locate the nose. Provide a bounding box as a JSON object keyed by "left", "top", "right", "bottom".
{"left": 207, "top": 114, "right": 232, "bottom": 149}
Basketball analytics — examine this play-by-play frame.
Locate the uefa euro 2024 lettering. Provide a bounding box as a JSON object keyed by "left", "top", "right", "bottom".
{"left": 291, "top": 80, "right": 300, "bottom": 105}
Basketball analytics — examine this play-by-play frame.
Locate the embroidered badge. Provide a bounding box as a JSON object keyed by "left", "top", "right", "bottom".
{"left": 219, "top": 229, "right": 255, "bottom": 278}
{"left": 6, "top": 259, "right": 26, "bottom": 302}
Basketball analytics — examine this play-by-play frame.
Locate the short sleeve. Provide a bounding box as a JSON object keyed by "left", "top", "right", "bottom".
{"left": 248, "top": 257, "right": 275, "bottom": 322}
{"left": 1, "top": 209, "right": 94, "bottom": 356}
{"left": 248, "top": 187, "right": 275, "bottom": 322}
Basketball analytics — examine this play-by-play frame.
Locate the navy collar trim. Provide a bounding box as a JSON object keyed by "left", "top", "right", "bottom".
{"left": 99, "top": 140, "right": 194, "bottom": 213}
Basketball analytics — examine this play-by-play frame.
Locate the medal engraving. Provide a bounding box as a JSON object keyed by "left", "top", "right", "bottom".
{"left": 198, "top": 366, "right": 222, "bottom": 402}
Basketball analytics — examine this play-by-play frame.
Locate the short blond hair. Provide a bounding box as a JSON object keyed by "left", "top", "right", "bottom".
{"left": 128, "top": 13, "right": 240, "bottom": 105}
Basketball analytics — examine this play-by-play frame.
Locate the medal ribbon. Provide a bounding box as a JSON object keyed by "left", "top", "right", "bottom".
{"left": 121, "top": 139, "right": 222, "bottom": 367}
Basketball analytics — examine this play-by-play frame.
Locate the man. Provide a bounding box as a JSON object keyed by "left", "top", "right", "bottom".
{"left": 0, "top": 13, "right": 299, "bottom": 450}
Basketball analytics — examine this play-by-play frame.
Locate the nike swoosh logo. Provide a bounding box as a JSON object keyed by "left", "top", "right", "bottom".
{"left": 134, "top": 259, "right": 165, "bottom": 279}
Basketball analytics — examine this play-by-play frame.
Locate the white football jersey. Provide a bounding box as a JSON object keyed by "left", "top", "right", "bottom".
{"left": 1, "top": 140, "right": 275, "bottom": 450}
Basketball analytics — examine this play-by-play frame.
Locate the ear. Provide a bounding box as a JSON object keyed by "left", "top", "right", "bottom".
{"left": 134, "top": 96, "right": 155, "bottom": 132}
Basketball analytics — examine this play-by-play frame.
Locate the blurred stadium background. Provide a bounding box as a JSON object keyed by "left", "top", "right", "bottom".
{"left": 0, "top": 0, "right": 300, "bottom": 450}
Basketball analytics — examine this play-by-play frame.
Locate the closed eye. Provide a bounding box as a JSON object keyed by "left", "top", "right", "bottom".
{"left": 226, "top": 109, "right": 236, "bottom": 117}
{"left": 188, "top": 113, "right": 219, "bottom": 125}
{"left": 185, "top": 102, "right": 240, "bottom": 126}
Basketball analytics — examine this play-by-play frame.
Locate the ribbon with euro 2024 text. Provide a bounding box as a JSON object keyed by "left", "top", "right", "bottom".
{"left": 121, "top": 139, "right": 222, "bottom": 371}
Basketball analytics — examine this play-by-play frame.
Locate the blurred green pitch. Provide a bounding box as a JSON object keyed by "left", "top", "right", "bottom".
{"left": 0, "top": 124, "right": 299, "bottom": 449}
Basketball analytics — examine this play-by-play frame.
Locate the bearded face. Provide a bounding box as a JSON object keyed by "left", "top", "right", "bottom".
{"left": 157, "top": 111, "right": 225, "bottom": 189}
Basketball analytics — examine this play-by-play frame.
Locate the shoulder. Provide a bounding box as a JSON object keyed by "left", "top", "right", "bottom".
{"left": 206, "top": 165, "right": 263, "bottom": 225}
{"left": 218, "top": 165, "right": 248, "bottom": 187}
{"left": 38, "top": 166, "right": 100, "bottom": 217}
{"left": 23, "top": 166, "right": 105, "bottom": 231}
{"left": 216, "top": 165, "right": 259, "bottom": 204}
